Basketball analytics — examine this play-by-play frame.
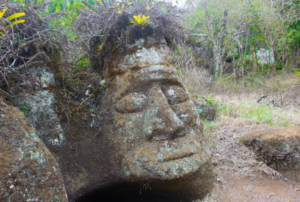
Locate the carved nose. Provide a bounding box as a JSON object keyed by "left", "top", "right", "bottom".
{"left": 143, "top": 86, "right": 185, "bottom": 142}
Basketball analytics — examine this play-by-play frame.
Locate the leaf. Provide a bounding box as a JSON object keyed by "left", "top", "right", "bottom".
{"left": 0, "top": 8, "right": 7, "bottom": 20}
{"left": 56, "top": 4, "right": 61, "bottom": 12}
{"left": 133, "top": 15, "right": 140, "bottom": 24}
{"left": 132, "top": 14, "right": 150, "bottom": 25}
{"left": 100, "top": 79, "right": 106, "bottom": 87}
{"left": 74, "top": 2, "right": 80, "bottom": 9}
{"left": 6, "top": 12, "right": 25, "bottom": 21}
{"left": 6, "top": 19, "right": 26, "bottom": 29}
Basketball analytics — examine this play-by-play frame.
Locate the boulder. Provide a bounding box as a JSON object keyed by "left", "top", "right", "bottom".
{"left": 0, "top": 99, "right": 68, "bottom": 201}
{"left": 194, "top": 101, "right": 216, "bottom": 121}
{"left": 239, "top": 128, "right": 300, "bottom": 181}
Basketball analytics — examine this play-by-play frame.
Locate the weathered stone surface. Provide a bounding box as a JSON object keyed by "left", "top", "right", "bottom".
{"left": 194, "top": 101, "right": 217, "bottom": 121}
{"left": 0, "top": 99, "right": 68, "bottom": 201}
{"left": 86, "top": 37, "right": 213, "bottom": 201}
{"left": 104, "top": 37, "right": 211, "bottom": 180}
{"left": 17, "top": 66, "right": 65, "bottom": 146}
{"left": 11, "top": 38, "right": 213, "bottom": 201}
{"left": 239, "top": 128, "right": 300, "bottom": 181}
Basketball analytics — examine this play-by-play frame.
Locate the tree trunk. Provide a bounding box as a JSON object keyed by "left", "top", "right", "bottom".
{"left": 271, "top": 47, "right": 277, "bottom": 77}
{"left": 250, "top": 46, "right": 257, "bottom": 72}
{"left": 217, "top": 9, "right": 228, "bottom": 76}
{"left": 204, "top": 3, "right": 228, "bottom": 78}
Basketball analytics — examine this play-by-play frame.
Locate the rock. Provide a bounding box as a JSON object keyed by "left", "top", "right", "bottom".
{"left": 17, "top": 66, "right": 65, "bottom": 147}
{"left": 84, "top": 37, "right": 213, "bottom": 201}
{"left": 0, "top": 101, "right": 68, "bottom": 201}
{"left": 10, "top": 38, "right": 213, "bottom": 201}
{"left": 239, "top": 127, "right": 300, "bottom": 181}
{"left": 48, "top": 37, "right": 213, "bottom": 201}
{"left": 194, "top": 101, "right": 217, "bottom": 121}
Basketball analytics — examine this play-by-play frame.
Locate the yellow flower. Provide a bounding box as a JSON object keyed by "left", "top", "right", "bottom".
{"left": 145, "top": 5, "right": 151, "bottom": 11}
{"left": 130, "top": 14, "right": 150, "bottom": 25}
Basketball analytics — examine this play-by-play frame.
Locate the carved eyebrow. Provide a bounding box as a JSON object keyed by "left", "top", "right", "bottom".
{"left": 112, "top": 67, "right": 184, "bottom": 101}
{"left": 115, "top": 80, "right": 185, "bottom": 102}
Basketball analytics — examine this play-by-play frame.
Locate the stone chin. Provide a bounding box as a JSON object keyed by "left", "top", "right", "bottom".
{"left": 122, "top": 129, "right": 211, "bottom": 181}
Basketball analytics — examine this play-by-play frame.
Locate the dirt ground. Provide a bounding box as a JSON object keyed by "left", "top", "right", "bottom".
{"left": 198, "top": 119, "right": 300, "bottom": 202}
{"left": 216, "top": 174, "right": 300, "bottom": 202}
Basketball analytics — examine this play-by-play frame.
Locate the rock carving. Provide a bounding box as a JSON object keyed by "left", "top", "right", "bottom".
{"left": 104, "top": 38, "right": 211, "bottom": 182}
{"left": 12, "top": 37, "right": 213, "bottom": 202}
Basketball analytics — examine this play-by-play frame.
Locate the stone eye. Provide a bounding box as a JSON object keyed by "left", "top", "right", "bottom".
{"left": 162, "top": 86, "right": 188, "bottom": 105}
{"left": 115, "top": 93, "right": 147, "bottom": 113}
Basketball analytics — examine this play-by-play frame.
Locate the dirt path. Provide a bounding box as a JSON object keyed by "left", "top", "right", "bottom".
{"left": 215, "top": 174, "right": 300, "bottom": 202}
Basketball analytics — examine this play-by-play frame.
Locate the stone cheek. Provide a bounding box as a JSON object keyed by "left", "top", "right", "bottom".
{"left": 171, "top": 101, "right": 201, "bottom": 128}
{"left": 111, "top": 111, "right": 145, "bottom": 165}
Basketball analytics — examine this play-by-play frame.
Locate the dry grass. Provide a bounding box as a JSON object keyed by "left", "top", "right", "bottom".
{"left": 180, "top": 68, "right": 300, "bottom": 202}
{"left": 181, "top": 68, "right": 300, "bottom": 128}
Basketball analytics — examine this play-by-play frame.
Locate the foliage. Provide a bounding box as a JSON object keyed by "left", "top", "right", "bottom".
{"left": 0, "top": 8, "right": 26, "bottom": 36}
{"left": 185, "top": 0, "right": 300, "bottom": 76}
{"left": 130, "top": 14, "right": 150, "bottom": 25}
{"left": 21, "top": 105, "right": 28, "bottom": 115}
{"left": 0, "top": 0, "right": 185, "bottom": 104}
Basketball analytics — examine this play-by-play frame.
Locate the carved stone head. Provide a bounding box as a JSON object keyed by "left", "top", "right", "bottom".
{"left": 103, "top": 38, "right": 211, "bottom": 182}
{"left": 43, "top": 37, "right": 212, "bottom": 201}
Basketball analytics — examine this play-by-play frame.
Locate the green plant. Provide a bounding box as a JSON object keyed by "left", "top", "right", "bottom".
{"left": 100, "top": 79, "right": 106, "bottom": 88}
{"left": 0, "top": 8, "right": 26, "bottom": 36}
{"left": 130, "top": 14, "right": 150, "bottom": 25}
{"left": 22, "top": 105, "right": 28, "bottom": 115}
{"left": 202, "top": 96, "right": 216, "bottom": 106}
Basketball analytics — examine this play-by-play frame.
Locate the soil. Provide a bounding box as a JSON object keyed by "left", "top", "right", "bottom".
{"left": 200, "top": 120, "right": 300, "bottom": 202}
{"left": 214, "top": 174, "right": 300, "bottom": 202}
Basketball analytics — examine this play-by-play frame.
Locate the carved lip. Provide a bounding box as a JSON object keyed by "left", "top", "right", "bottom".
{"left": 162, "top": 152, "right": 195, "bottom": 162}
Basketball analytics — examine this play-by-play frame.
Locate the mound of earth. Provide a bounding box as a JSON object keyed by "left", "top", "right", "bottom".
{"left": 239, "top": 127, "right": 300, "bottom": 181}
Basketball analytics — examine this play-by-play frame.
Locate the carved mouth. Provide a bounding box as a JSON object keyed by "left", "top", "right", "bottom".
{"left": 162, "top": 152, "right": 195, "bottom": 162}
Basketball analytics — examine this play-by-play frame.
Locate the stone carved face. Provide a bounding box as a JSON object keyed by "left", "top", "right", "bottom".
{"left": 105, "top": 40, "right": 211, "bottom": 181}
